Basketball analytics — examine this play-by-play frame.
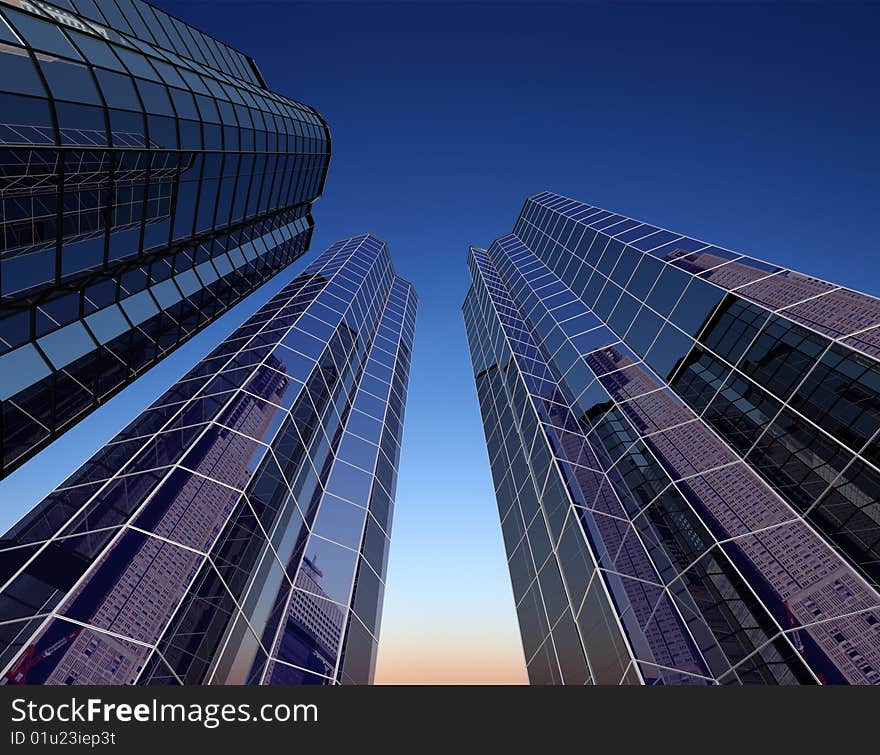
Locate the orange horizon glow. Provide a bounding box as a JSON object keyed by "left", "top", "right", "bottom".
{"left": 374, "top": 630, "right": 528, "bottom": 685}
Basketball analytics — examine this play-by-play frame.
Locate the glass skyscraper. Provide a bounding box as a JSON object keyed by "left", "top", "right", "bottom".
{"left": 463, "top": 191, "right": 880, "bottom": 685}
{"left": 0, "top": 0, "right": 330, "bottom": 478}
{"left": 0, "top": 234, "right": 416, "bottom": 685}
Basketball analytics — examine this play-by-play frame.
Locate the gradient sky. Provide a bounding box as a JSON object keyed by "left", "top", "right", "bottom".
{"left": 1, "top": 1, "right": 878, "bottom": 684}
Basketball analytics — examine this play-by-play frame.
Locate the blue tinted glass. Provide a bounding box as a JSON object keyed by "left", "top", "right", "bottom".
{"left": 2, "top": 245, "right": 55, "bottom": 295}
{"left": 168, "top": 86, "right": 198, "bottom": 118}
{"left": 0, "top": 15, "right": 17, "bottom": 44}
{"left": 626, "top": 306, "right": 664, "bottom": 356}
{"left": 610, "top": 247, "right": 641, "bottom": 287}
{"left": 3, "top": 8, "right": 81, "bottom": 59}
{"left": 346, "top": 409, "right": 382, "bottom": 443}
{"left": 597, "top": 240, "right": 625, "bottom": 275}
{"left": 40, "top": 59, "right": 102, "bottom": 105}
{"left": 338, "top": 432, "right": 378, "bottom": 472}
{"left": 136, "top": 79, "right": 174, "bottom": 116}
{"left": 93, "top": 0, "right": 134, "bottom": 34}
{"left": 66, "top": 30, "right": 124, "bottom": 70}
{"left": 608, "top": 292, "right": 641, "bottom": 336}
{"left": 0, "top": 49, "right": 45, "bottom": 96}
{"left": 616, "top": 224, "right": 655, "bottom": 243}
{"left": 0, "top": 344, "right": 51, "bottom": 400}
{"left": 96, "top": 69, "right": 141, "bottom": 110}
{"left": 634, "top": 230, "right": 680, "bottom": 252}
{"left": 645, "top": 265, "right": 690, "bottom": 316}
{"left": 114, "top": 46, "right": 160, "bottom": 80}
{"left": 626, "top": 254, "right": 663, "bottom": 300}
{"left": 85, "top": 305, "right": 129, "bottom": 344}
{"left": 669, "top": 278, "right": 726, "bottom": 338}
{"left": 312, "top": 494, "right": 367, "bottom": 548}
{"left": 570, "top": 327, "right": 616, "bottom": 356}
{"left": 37, "top": 321, "right": 96, "bottom": 369}
{"left": 593, "top": 281, "right": 622, "bottom": 321}
{"left": 645, "top": 323, "right": 694, "bottom": 379}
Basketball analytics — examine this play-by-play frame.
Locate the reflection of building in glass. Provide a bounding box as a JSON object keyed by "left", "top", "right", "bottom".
{"left": 464, "top": 192, "right": 880, "bottom": 684}
{"left": 0, "top": 234, "right": 417, "bottom": 685}
{"left": 264, "top": 555, "right": 346, "bottom": 683}
{"left": 30, "top": 367, "right": 285, "bottom": 684}
{"left": 0, "top": 0, "right": 331, "bottom": 478}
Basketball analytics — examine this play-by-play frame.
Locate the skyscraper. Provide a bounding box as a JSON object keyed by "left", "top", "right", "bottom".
{"left": 463, "top": 192, "right": 880, "bottom": 684}
{"left": 0, "top": 0, "right": 331, "bottom": 478}
{"left": 0, "top": 234, "right": 416, "bottom": 685}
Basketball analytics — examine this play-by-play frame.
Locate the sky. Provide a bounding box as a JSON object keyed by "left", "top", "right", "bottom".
{"left": 1, "top": 0, "right": 879, "bottom": 684}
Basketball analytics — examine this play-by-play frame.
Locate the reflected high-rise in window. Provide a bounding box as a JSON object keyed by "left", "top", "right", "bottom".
{"left": 0, "top": 0, "right": 331, "bottom": 478}
{"left": 463, "top": 192, "right": 880, "bottom": 684}
{"left": 0, "top": 234, "right": 417, "bottom": 685}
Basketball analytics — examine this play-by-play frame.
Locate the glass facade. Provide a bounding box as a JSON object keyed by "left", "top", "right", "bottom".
{"left": 0, "top": 234, "right": 416, "bottom": 685}
{"left": 0, "top": 0, "right": 331, "bottom": 477}
{"left": 463, "top": 191, "right": 880, "bottom": 684}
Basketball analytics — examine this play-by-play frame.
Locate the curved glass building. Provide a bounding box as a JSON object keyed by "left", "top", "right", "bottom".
{"left": 0, "top": 0, "right": 331, "bottom": 478}
{"left": 0, "top": 234, "right": 416, "bottom": 685}
{"left": 464, "top": 192, "right": 880, "bottom": 684}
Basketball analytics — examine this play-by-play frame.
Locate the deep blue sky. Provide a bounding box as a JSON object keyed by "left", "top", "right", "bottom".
{"left": 1, "top": 1, "right": 878, "bottom": 682}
